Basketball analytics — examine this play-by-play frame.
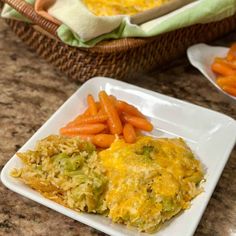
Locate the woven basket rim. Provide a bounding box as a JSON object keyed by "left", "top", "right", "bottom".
{"left": 5, "top": 11, "right": 236, "bottom": 81}
{"left": 84, "top": 36, "right": 159, "bottom": 53}
{"left": 1, "top": 0, "right": 236, "bottom": 54}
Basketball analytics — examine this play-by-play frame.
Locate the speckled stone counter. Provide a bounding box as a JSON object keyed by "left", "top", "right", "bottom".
{"left": 0, "top": 18, "right": 235, "bottom": 236}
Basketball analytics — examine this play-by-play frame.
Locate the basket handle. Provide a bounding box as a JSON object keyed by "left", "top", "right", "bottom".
{"left": 2, "top": 0, "right": 58, "bottom": 36}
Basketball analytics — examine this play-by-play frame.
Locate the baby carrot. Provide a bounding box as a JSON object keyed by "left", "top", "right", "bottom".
{"left": 73, "top": 108, "right": 90, "bottom": 121}
{"left": 123, "top": 123, "right": 136, "bottom": 143}
{"left": 83, "top": 108, "right": 91, "bottom": 116}
{"left": 227, "top": 43, "right": 236, "bottom": 61}
{"left": 214, "top": 57, "right": 236, "bottom": 70}
{"left": 109, "top": 95, "right": 117, "bottom": 105}
{"left": 115, "top": 100, "right": 145, "bottom": 118}
{"left": 97, "top": 108, "right": 105, "bottom": 115}
{"left": 66, "top": 114, "right": 108, "bottom": 127}
{"left": 211, "top": 61, "right": 236, "bottom": 76}
{"left": 221, "top": 86, "right": 236, "bottom": 97}
{"left": 217, "top": 76, "right": 236, "bottom": 88}
{"left": 95, "top": 101, "right": 101, "bottom": 110}
{"left": 60, "top": 123, "right": 106, "bottom": 136}
{"left": 99, "top": 91, "right": 123, "bottom": 134}
{"left": 92, "top": 134, "right": 116, "bottom": 148}
{"left": 87, "top": 94, "right": 97, "bottom": 115}
{"left": 122, "top": 114, "right": 153, "bottom": 132}
{"left": 65, "top": 108, "right": 90, "bottom": 127}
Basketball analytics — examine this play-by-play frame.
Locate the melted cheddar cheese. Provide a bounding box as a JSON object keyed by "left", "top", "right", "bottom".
{"left": 82, "top": 0, "right": 171, "bottom": 16}
{"left": 99, "top": 136, "right": 204, "bottom": 232}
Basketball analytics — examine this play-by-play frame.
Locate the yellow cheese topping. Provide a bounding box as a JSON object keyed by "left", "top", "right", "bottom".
{"left": 99, "top": 136, "right": 204, "bottom": 232}
{"left": 82, "top": 0, "right": 171, "bottom": 16}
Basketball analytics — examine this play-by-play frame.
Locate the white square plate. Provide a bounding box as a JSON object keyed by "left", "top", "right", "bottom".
{"left": 1, "top": 77, "right": 236, "bottom": 236}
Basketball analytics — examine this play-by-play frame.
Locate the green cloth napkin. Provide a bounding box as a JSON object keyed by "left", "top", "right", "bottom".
{"left": 1, "top": 0, "right": 34, "bottom": 22}
{"left": 2, "top": 0, "right": 236, "bottom": 47}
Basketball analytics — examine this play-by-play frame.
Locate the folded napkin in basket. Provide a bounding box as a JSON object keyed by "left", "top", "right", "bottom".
{"left": 2, "top": 0, "right": 236, "bottom": 47}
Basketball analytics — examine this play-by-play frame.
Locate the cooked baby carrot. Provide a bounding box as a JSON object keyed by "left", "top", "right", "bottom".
{"left": 83, "top": 108, "right": 91, "bottom": 116}
{"left": 214, "top": 57, "right": 236, "bottom": 70}
{"left": 227, "top": 43, "right": 236, "bottom": 61}
{"left": 211, "top": 61, "right": 236, "bottom": 76}
{"left": 99, "top": 91, "right": 123, "bottom": 134}
{"left": 95, "top": 101, "right": 101, "bottom": 110}
{"left": 221, "top": 86, "right": 236, "bottom": 97}
{"left": 60, "top": 123, "right": 106, "bottom": 136}
{"left": 92, "top": 134, "right": 116, "bottom": 148}
{"left": 116, "top": 100, "right": 145, "bottom": 118}
{"left": 79, "top": 114, "right": 107, "bottom": 124}
{"left": 97, "top": 108, "right": 105, "bottom": 115}
{"left": 67, "top": 108, "right": 90, "bottom": 126}
{"left": 123, "top": 123, "right": 136, "bottom": 143}
{"left": 87, "top": 94, "right": 97, "bottom": 115}
{"left": 109, "top": 95, "right": 117, "bottom": 104}
{"left": 216, "top": 76, "right": 236, "bottom": 88}
{"left": 60, "top": 91, "right": 155, "bottom": 148}
{"left": 66, "top": 114, "right": 108, "bottom": 127}
{"left": 123, "top": 114, "right": 153, "bottom": 132}
{"left": 74, "top": 108, "right": 90, "bottom": 120}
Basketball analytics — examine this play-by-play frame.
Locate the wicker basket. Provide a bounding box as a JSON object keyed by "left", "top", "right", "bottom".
{"left": 1, "top": 0, "right": 236, "bottom": 82}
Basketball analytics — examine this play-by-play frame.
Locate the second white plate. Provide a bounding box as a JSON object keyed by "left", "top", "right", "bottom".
{"left": 187, "top": 43, "right": 236, "bottom": 102}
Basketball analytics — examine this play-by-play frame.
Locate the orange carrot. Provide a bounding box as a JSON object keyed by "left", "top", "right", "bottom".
{"left": 214, "top": 57, "right": 236, "bottom": 70}
{"left": 74, "top": 108, "right": 90, "bottom": 120}
{"left": 211, "top": 61, "right": 236, "bottom": 76}
{"left": 99, "top": 91, "right": 123, "bottom": 134}
{"left": 221, "top": 86, "right": 236, "bottom": 97}
{"left": 227, "top": 43, "right": 236, "bottom": 61}
{"left": 216, "top": 76, "right": 236, "bottom": 88}
{"left": 123, "top": 123, "right": 136, "bottom": 143}
{"left": 97, "top": 108, "right": 105, "bottom": 115}
{"left": 60, "top": 123, "right": 106, "bottom": 136}
{"left": 92, "top": 134, "right": 116, "bottom": 148}
{"left": 76, "top": 134, "right": 94, "bottom": 141}
{"left": 122, "top": 114, "right": 153, "bottom": 132}
{"left": 95, "top": 101, "right": 101, "bottom": 110}
{"left": 66, "top": 114, "right": 108, "bottom": 127}
{"left": 115, "top": 100, "right": 145, "bottom": 118}
{"left": 66, "top": 108, "right": 90, "bottom": 127}
{"left": 60, "top": 92, "right": 154, "bottom": 146}
{"left": 109, "top": 95, "right": 117, "bottom": 105}
{"left": 109, "top": 95, "right": 121, "bottom": 115}
{"left": 87, "top": 94, "right": 97, "bottom": 115}
{"left": 83, "top": 108, "right": 91, "bottom": 116}
{"left": 102, "top": 126, "right": 110, "bottom": 134}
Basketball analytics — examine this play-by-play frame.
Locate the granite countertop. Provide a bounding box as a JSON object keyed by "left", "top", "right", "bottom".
{"left": 0, "top": 18, "right": 235, "bottom": 236}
